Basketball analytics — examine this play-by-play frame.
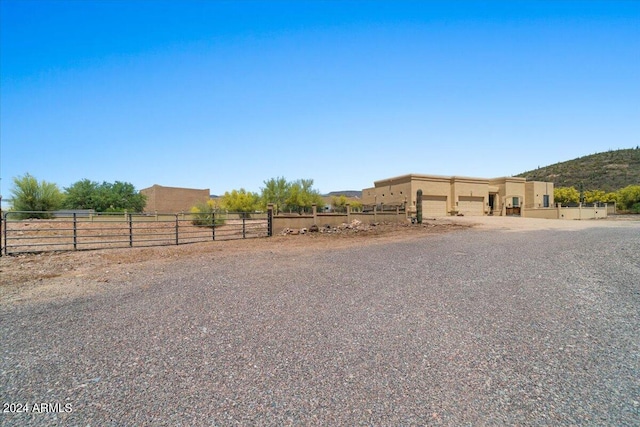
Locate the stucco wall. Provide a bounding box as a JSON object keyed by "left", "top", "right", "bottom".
{"left": 522, "top": 208, "right": 559, "bottom": 219}
{"left": 525, "top": 181, "right": 554, "bottom": 208}
{"left": 524, "top": 205, "right": 608, "bottom": 220}
{"left": 272, "top": 210, "right": 407, "bottom": 232}
{"left": 558, "top": 205, "right": 608, "bottom": 220}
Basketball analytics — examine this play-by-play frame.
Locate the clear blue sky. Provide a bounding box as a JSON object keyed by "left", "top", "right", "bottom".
{"left": 1, "top": 0, "right": 639, "bottom": 200}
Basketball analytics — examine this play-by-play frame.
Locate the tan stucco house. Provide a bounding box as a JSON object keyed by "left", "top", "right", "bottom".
{"left": 140, "top": 184, "right": 210, "bottom": 213}
{"left": 362, "top": 174, "right": 554, "bottom": 217}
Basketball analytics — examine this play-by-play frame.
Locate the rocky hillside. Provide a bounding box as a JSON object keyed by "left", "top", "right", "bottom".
{"left": 517, "top": 148, "right": 640, "bottom": 192}
{"left": 324, "top": 190, "right": 362, "bottom": 198}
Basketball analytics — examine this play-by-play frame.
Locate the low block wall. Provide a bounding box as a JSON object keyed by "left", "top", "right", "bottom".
{"left": 272, "top": 208, "right": 407, "bottom": 233}
{"left": 523, "top": 208, "right": 558, "bottom": 219}
{"left": 524, "top": 204, "right": 608, "bottom": 220}
{"left": 558, "top": 206, "right": 607, "bottom": 220}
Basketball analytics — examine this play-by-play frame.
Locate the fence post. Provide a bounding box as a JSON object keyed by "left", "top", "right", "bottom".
{"left": 73, "top": 213, "right": 78, "bottom": 250}
{"left": 128, "top": 213, "right": 133, "bottom": 247}
{"left": 346, "top": 203, "right": 351, "bottom": 222}
{"left": 312, "top": 204, "right": 317, "bottom": 225}
{"left": 175, "top": 214, "right": 179, "bottom": 245}
{"left": 267, "top": 204, "right": 273, "bottom": 237}
{"left": 212, "top": 212, "right": 216, "bottom": 241}
{"left": 2, "top": 212, "right": 6, "bottom": 256}
{"left": 242, "top": 212, "right": 246, "bottom": 239}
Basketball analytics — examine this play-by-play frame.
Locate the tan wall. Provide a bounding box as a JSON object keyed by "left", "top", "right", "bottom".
{"left": 558, "top": 205, "right": 608, "bottom": 220}
{"left": 141, "top": 185, "right": 210, "bottom": 213}
{"left": 504, "top": 180, "right": 526, "bottom": 208}
{"left": 272, "top": 210, "right": 407, "bottom": 232}
{"left": 372, "top": 180, "right": 412, "bottom": 206}
{"left": 523, "top": 205, "right": 608, "bottom": 220}
{"left": 522, "top": 208, "right": 559, "bottom": 219}
{"left": 411, "top": 176, "right": 451, "bottom": 213}
{"left": 525, "top": 181, "right": 554, "bottom": 208}
{"left": 450, "top": 177, "right": 489, "bottom": 215}
{"left": 361, "top": 187, "right": 377, "bottom": 205}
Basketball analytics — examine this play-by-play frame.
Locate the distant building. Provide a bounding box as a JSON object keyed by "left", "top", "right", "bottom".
{"left": 362, "top": 174, "right": 554, "bottom": 216}
{"left": 140, "top": 184, "right": 210, "bottom": 213}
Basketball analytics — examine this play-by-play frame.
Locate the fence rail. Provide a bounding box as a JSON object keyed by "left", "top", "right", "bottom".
{"left": 1, "top": 211, "right": 269, "bottom": 255}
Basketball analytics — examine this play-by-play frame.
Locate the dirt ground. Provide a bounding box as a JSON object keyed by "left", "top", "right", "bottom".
{"left": 1, "top": 215, "right": 637, "bottom": 305}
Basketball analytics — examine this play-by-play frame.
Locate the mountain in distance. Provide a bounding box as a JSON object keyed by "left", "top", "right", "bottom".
{"left": 517, "top": 147, "right": 640, "bottom": 192}
{"left": 323, "top": 190, "right": 363, "bottom": 198}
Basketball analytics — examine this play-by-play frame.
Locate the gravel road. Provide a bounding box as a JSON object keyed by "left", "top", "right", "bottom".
{"left": 2, "top": 222, "right": 639, "bottom": 426}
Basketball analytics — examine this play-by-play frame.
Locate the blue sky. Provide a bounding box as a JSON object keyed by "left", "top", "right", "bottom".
{"left": 1, "top": 0, "right": 638, "bottom": 200}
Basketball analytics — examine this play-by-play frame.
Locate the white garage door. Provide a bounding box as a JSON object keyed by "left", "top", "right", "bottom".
{"left": 458, "top": 196, "right": 484, "bottom": 216}
{"left": 422, "top": 195, "right": 448, "bottom": 217}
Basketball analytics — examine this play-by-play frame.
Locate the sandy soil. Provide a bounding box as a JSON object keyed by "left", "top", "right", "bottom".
{"left": 1, "top": 215, "right": 637, "bottom": 305}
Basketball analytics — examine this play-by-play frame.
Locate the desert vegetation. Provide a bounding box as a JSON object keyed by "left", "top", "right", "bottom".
{"left": 7, "top": 174, "right": 146, "bottom": 218}
{"left": 554, "top": 184, "right": 640, "bottom": 213}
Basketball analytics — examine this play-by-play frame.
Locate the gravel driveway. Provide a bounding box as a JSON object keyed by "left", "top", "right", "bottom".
{"left": 2, "top": 221, "right": 639, "bottom": 426}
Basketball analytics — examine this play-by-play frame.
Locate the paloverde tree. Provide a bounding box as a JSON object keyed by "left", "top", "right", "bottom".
{"left": 260, "top": 177, "right": 289, "bottom": 213}
{"left": 616, "top": 185, "right": 640, "bottom": 212}
{"left": 554, "top": 186, "right": 580, "bottom": 205}
{"left": 10, "top": 173, "right": 64, "bottom": 217}
{"left": 258, "top": 177, "right": 325, "bottom": 213}
{"left": 220, "top": 188, "right": 261, "bottom": 212}
{"left": 283, "top": 179, "right": 324, "bottom": 213}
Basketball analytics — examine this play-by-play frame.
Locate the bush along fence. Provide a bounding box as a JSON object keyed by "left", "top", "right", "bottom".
{"left": 1, "top": 210, "right": 269, "bottom": 255}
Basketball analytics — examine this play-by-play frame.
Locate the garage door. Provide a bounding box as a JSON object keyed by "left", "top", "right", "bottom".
{"left": 422, "top": 195, "right": 448, "bottom": 217}
{"left": 458, "top": 196, "right": 484, "bottom": 216}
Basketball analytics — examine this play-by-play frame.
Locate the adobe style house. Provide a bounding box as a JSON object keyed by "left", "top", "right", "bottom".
{"left": 140, "top": 184, "right": 210, "bottom": 213}
{"left": 362, "top": 174, "right": 554, "bottom": 217}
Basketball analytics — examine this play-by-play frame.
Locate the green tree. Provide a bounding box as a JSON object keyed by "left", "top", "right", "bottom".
{"left": 259, "top": 177, "right": 325, "bottom": 213}
{"left": 554, "top": 186, "right": 580, "bottom": 205}
{"left": 63, "top": 180, "right": 146, "bottom": 212}
{"left": 260, "top": 177, "right": 289, "bottom": 213}
{"left": 284, "top": 179, "right": 324, "bottom": 213}
{"left": 584, "top": 190, "right": 605, "bottom": 204}
{"left": 616, "top": 185, "right": 640, "bottom": 212}
{"left": 330, "top": 195, "right": 362, "bottom": 212}
{"left": 220, "top": 188, "right": 260, "bottom": 212}
{"left": 9, "top": 173, "right": 64, "bottom": 217}
{"left": 63, "top": 179, "right": 99, "bottom": 209}
{"left": 331, "top": 195, "right": 349, "bottom": 212}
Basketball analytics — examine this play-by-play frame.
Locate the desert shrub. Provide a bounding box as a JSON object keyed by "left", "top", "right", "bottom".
{"left": 616, "top": 185, "right": 640, "bottom": 211}
{"left": 191, "top": 200, "right": 225, "bottom": 227}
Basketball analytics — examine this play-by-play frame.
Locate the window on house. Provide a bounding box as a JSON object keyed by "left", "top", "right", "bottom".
{"left": 543, "top": 195, "right": 550, "bottom": 208}
{"left": 513, "top": 197, "right": 519, "bottom": 207}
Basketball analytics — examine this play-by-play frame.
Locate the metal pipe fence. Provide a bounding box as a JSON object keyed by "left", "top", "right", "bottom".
{"left": 1, "top": 211, "right": 270, "bottom": 255}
